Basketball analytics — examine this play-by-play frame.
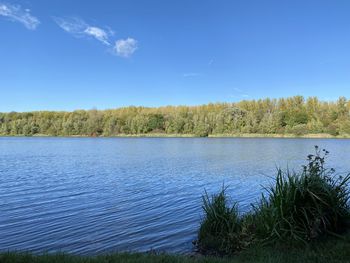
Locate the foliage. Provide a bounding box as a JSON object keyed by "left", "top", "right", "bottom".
{"left": 1, "top": 96, "right": 350, "bottom": 136}
{"left": 197, "top": 147, "right": 350, "bottom": 255}
{"left": 198, "top": 188, "right": 243, "bottom": 255}
{"left": 252, "top": 147, "right": 350, "bottom": 244}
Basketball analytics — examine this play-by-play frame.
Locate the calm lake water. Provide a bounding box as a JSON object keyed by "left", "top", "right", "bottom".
{"left": 1, "top": 137, "right": 350, "bottom": 255}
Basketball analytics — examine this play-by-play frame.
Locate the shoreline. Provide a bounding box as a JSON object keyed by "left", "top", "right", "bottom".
{"left": 1, "top": 231, "right": 350, "bottom": 263}
{"left": 0, "top": 133, "right": 350, "bottom": 139}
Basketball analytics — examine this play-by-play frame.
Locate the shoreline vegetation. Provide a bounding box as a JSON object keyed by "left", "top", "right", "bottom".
{"left": 1, "top": 233, "right": 350, "bottom": 263}
{"left": 2, "top": 147, "right": 350, "bottom": 263}
{"left": 2, "top": 96, "right": 350, "bottom": 138}
{"left": 197, "top": 147, "right": 350, "bottom": 255}
{"left": 1, "top": 232, "right": 350, "bottom": 263}
{"left": 1, "top": 133, "right": 350, "bottom": 139}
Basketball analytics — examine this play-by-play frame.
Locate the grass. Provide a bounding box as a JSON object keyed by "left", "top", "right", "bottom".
{"left": 197, "top": 188, "right": 243, "bottom": 255}
{"left": 197, "top": 146, "right": 350, "bottom": 255}
{"left": 1, "top": 233, "right": 350, "bottom": 263}
{"left": 252, "top": 147, "right": 350, "bottom": 245}
{"left": 208, "top": 133, "right": 350, "bottom": 139}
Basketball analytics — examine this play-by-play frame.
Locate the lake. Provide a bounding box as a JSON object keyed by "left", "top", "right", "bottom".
{"left": 0, "top": 137, "right": 350, "bottom": 255}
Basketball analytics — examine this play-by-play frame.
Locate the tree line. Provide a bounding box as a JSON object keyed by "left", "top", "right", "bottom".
{"left": 1, "top": 96, "right": 350, "bottom": 137}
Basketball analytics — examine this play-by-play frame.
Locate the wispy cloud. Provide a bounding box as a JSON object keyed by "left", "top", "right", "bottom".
{"left": 114, "top": 38, "right": 138, "bottom": 58}
{"left": 53, "top": 17, "right": 111, "bottom": 45}
{"left": 208, "top": 59, "right": 214, "bottom": 66}
{"left": 53, "top": 17, "right": 85, "bottom": 34}
{"left": 54, "top": 17, "right": 138, "bottom": 58}
{"left": 84, "top": 26, "right": 110, "bottom": 45}
{"left": 0, "top": 2, "right": 39, "bottom": 30}
{"left": 183, "top": 73, "right": 201, "bottom": 78}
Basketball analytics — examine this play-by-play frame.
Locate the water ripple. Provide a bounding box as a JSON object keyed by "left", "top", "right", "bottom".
{"left": 1, "top": 137, "right": 349, "bottom": 254}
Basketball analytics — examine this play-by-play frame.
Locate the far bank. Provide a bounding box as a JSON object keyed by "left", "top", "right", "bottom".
{"left": 1, "top": 132, "right": 350, "bottom": 139}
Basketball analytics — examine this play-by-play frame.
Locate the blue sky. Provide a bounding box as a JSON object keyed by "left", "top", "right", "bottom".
{"left": 0, "top": 0, "right": 350, "bottom": 112}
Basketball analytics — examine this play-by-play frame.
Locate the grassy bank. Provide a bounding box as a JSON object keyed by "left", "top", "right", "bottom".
{"left": 1, "top": 132, "right": 350, "bottom": 138}
{"left": 208, "top": 133, "right": 350, "bottom": 138}
{"left": 1, "top": 233, "right": 350, "bottom": 263}
{"left": 113, "top": 133, "right": 350, "bottom": 138}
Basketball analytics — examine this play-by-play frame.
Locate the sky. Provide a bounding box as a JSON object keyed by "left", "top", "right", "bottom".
{"left": 0, "top": 0, "right": 350, "bottom": 112}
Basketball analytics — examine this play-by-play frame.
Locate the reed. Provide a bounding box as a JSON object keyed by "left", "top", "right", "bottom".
{"left": 197, "top": 146, "right": 350, "bottom": 254}
{"left": 197, "top": 187, "right": 242, "bottom": 255}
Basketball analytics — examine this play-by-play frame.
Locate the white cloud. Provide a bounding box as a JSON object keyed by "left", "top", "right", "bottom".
{"left": 84, "top": 26, "right": 110, "bottom": 45}
{"left": 0, "top": 2, "right": 39, "bottom": 30}
{"left": 53, "top": 17, "right": 111, "bottom": 45}
{"left": 114, "top": 38, "right": 138, "bottom": 58}
{"left": 54, "top": 17, "right": 138, "bottom": 58}
{"left": 53, "top": 17, "right": 86, "bottom": 34}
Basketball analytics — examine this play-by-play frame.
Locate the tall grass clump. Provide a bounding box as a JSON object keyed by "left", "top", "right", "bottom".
{"left": 197, "top": 187, "right": 243, "bottom": 255}
{"left": 197, "top": 146, "right": 350, "bottom": 255}
{"left": 252, "top": 146, "right": 350, "bottom": 244}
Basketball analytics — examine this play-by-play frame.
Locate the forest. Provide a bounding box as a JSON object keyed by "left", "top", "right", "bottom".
{"left": 1, "top": 96, "right": 350, "bottom": 137}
